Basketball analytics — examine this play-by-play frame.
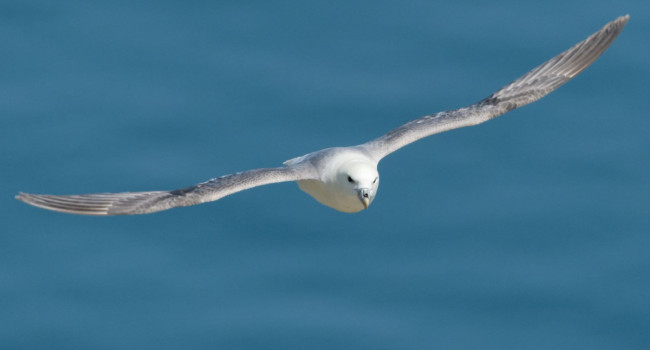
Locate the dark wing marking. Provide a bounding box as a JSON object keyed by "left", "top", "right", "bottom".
{"left": 16, "top": 165, "right": 316, "bottom": 215}
{"left": 362, "top": 15, "right": 628, "bottom": 160}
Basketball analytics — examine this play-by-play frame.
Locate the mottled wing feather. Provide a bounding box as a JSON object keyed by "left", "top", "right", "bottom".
{"left": 362, "top": 15, "right": 628, "bottom": 160}
{"left": 16, "top": 165, "right": 315, "bottom": 215}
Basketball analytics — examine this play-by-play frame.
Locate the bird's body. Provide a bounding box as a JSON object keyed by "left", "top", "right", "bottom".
{"left": 16, "top": 16, "right": 629, "bottom": 216}
{"left": 286, "top": 147, "right": 379, "bottom": 213}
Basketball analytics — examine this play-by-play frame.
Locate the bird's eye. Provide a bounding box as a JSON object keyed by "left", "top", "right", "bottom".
{"left": 347, "top": 176, "right": 354, "bottom": 183}
{"left": 373, "top": 177, "right": 378, "bottom": 184}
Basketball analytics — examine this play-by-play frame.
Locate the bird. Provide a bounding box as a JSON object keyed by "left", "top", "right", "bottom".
{"left": 16, "top": 15, "right": 629, "bottom": 216}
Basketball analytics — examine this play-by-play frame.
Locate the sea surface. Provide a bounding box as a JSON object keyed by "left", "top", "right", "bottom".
{"left": 2, "top": 1, "right": 649, "bottom": 349}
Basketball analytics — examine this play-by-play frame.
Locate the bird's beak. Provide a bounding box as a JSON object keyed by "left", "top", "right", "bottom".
{"left": 358, "top": 188, "right": 370, "bottom": 209}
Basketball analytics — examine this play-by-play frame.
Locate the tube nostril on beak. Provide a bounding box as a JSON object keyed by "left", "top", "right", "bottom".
{"left": 363, "top": 193, "right": 369, "bottom": 198}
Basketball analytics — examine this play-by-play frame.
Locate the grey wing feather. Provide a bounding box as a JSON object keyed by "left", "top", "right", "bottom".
{"left": 16, "top": 165, "right": 315, "bottom": 215}
{"left": 362, "top": 15, "right": 628, "bottom": 160}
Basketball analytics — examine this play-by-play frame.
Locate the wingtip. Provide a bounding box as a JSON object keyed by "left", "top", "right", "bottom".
{"left": 15, "top": 192, "right": 37, "bottom": 204}
{"left": 613, "top": 14, "right": 630, "bottom": 27}
{"left": 15, "top": 192, "right": 40, "bottom": 207}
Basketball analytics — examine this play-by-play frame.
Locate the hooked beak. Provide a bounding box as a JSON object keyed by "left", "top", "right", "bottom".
{"left": 358, "top": 188, "right": 370, "bottom": 209}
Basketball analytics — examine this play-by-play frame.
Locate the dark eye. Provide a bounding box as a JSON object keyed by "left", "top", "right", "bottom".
{"left": 347, "top": 176, "right": 354, "bottom": 183}
{"left": 373, "top": 177, "right": 378, "bottom": 184}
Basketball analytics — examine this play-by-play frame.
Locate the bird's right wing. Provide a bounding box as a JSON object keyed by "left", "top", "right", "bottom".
{"left": 16, "top": 164, "right": 317, "bottom": 216}
{"left": 362, "top": 15, "right": 628, "bottom": 161}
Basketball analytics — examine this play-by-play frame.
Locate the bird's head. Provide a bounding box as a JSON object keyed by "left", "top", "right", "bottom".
{"left": 337, "top": 160, "right": 379, "bottom": 210}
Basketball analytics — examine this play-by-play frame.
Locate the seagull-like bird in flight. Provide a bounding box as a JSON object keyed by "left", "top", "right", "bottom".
{"left": 16, "top": 16, "right": 629, "bottom": 215}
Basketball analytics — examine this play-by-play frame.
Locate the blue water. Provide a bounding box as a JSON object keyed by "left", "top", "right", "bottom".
{"left": 2, "top": 1, "right": 649, "bottom": 349}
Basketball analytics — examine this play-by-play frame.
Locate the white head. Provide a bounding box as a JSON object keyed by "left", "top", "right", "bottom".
{"left": 337, "top": 159, "right": 379, "bottom": 210}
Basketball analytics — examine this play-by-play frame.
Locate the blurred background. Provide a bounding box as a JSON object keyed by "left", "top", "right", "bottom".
{"left": 2, "top": 0, "right": 649, "bottom": 349}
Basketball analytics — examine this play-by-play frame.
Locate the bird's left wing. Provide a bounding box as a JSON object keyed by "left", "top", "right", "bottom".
{"left": 16, "top": 164, "right": 316, "bottom": 215}
{"left": 362, "top": 15, "right": 628, "bottom": 161}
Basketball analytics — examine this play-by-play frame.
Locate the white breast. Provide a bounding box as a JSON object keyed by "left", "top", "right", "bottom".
{"left": 296, "top": 179, "right": 366, "bottom": 213}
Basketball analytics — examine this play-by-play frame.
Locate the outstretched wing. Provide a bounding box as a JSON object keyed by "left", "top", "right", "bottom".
{"left": 362, "top": 15, "right": 628, "bottom": 160}
{"left": 16, "top": 165, "right": 316, "bottom": 215}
